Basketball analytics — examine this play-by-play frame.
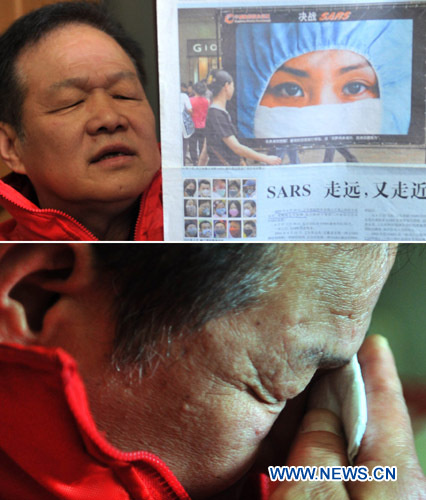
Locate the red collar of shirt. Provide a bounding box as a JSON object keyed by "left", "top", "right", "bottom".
{"left": 0, "top": 343, "right": 271, "bottom": 499}
{"left": 0, "top": 170, "right": 164, "bottom": 241}
{"left": 0, "top": 343, "right": 189, "bottom": 499}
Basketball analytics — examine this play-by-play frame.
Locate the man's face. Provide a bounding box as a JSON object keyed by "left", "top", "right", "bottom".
{"left": 229, "top": 221, "right": 241, "bottom": 238}
{"left": 199, "top": 182, "right": 211, "bottom": 197}
{"left": 185, "top": 223, "right": 197, "bottom": 236}
{"left": 261, "top": 50, "right": 379, "bottom": 108}
{"left": 228, "top": 183, "right": 240, "bottom": 197}
{"left": 224, "top": 80, "right": 235, "bottom": 100}
{"left": 244, "top": 184, "right": 255, "bottom": 197}
{"left": 13, "top": 24, "right": 160, "bottom": 210}
{"left": 150, "top": 244, "right": 397, "bottom": 496}
{"left": 215, "top": 222, "right": 226, "bottom": 236}
{"left": 229, "top": 245, "right": 397, "bottom": 402}
{"left": 199, "top": 222, "right": 212, "bottom": 237}
{"left": 199, "top": 246, "right": 398, "bottom": 429}
{"left": 244, "top": 223, "right": 255, "bottom": 237}
{"left": 198, "top": 201, "right": 211, "bottom": 217}
{"left": 213, "top": 180, "right": 226, "bottom": 192}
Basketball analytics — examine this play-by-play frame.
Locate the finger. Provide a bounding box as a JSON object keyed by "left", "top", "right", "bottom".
{"left": 356, "top": 335, "right": 419, "bottom": 467}
{"left": 269, "top": 409, "right": 349, "bottom": 500}
{"left": 347, "top": 335, "right": 425, "bottom": 498}
{"left": 286, "top": 409, "right": 347, "bottom": 467}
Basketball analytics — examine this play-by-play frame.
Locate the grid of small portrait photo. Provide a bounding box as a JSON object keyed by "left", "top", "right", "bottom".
{"left": 183, "top": 178, "right": 258, "bottom": 239}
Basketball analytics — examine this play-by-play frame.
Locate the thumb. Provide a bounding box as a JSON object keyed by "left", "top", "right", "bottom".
{"left": 269, "top": 409, "right": 349, "bottom": 500}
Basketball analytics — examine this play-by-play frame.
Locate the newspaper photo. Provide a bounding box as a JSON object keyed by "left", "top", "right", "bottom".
{"left": 157, "top": 0, "right": 426, "bottom": 241}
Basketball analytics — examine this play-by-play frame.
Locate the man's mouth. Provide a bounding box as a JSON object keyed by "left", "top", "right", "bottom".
{"left": 90, "top": 146, "right": 136, "bottom": 164}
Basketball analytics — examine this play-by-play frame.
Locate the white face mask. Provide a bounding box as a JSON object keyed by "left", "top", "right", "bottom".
{"left": 254, "top": 99, "right": 382, "bottom": 138}
{"left": 186, "top": 205, "right": 196, "bottom": 216}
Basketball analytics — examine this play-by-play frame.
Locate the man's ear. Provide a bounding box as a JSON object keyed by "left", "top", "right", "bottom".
{"left": 0, "top": 122, "right": 28, "bottom": 174}
{"left": 0, "top": 244, "right": 96, "bottom": 344}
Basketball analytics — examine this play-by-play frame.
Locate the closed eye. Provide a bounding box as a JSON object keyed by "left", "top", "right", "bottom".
{"left": 50, "top": 100, "right": 84, "bottom": 113}
{"left": 113, "top": 95, "right": 139, "bottom": 101}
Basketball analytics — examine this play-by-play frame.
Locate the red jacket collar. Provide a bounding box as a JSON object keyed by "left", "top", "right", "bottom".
{"left": 0, "top": 343, "right": 189, "bottom": 500}
{"left": 0, "top": 343, "right": 270, "bottom": 500}
{"left": 0, "top": 171, "right": 164, "bottom": 241}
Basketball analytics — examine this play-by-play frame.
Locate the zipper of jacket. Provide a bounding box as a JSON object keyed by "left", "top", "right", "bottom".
{"left": 110, "top": 450, "right": 190, "bottom": 500}
{"left": 133, "top": 193, "right": 145, "bottom": 240}
{"left": 0, "top": 192, "right": 98, "bottom": 240}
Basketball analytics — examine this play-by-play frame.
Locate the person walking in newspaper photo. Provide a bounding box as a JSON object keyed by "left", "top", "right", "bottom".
{"left": 188, "top": 81, "right": 209, "bottom": 165}
{"left": 198, "top": 70, "right": 281, "bottom": 166}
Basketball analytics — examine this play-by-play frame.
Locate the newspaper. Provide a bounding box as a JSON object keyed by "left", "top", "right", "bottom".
{"left": 157, "top": 0, "right": 426, "bottom": 241}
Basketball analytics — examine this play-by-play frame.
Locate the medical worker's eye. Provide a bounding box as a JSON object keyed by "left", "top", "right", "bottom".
{"left": 270, "top": 82, "right": 304, "bottom": 98}
{"left": 342, "top": 82, "right": 368, "bottom": 96}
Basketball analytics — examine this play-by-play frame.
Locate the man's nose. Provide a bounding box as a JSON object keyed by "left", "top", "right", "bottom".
{"left": 86, "top": 93, "right": 129, "bottom": 135}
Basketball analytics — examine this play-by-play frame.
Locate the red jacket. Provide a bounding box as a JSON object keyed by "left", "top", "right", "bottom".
{"left": 189, "top": 96, "right": 209, "bottom": 129}
{"left": 0, "top": 171, "right": 164, "bottom": 241}
{"left": 0, "top": 343, "right": 270, "bottom": 500}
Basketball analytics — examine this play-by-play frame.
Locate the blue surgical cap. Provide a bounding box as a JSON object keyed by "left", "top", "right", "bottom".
{"left": 236, "top": 20, "right": 413, "bottom": 137}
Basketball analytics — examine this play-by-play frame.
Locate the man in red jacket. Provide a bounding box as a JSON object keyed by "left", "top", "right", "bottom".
{"left": 0, "top": 2, "right": 163, "bottom": 241}
{"left": 0, "top": 243, "right": 424, "bottom": 499}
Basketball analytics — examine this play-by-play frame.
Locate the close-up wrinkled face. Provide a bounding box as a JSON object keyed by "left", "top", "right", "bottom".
{"left": 194, "top": 245, "right": 397, "bottom": 411}
{"left": 152, "top": 244, "right": 397, "bottom": 496}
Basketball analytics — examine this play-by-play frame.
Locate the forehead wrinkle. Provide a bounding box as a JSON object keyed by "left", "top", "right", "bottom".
{"left": 48, "top": 70, "right": 139, "bottom": 93}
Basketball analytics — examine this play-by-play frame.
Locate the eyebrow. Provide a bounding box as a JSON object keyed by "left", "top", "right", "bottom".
{"left": 277, "top": 61, "right": 372, "bottom": 79}
{"left": 338, "top": 62, "right": 371, "bottom": 75}
{"left": 48, "top": 71, "right": 139, "bottom": 92}
{"left": 277, "top": 65, "right": 309, "bottom": 78}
